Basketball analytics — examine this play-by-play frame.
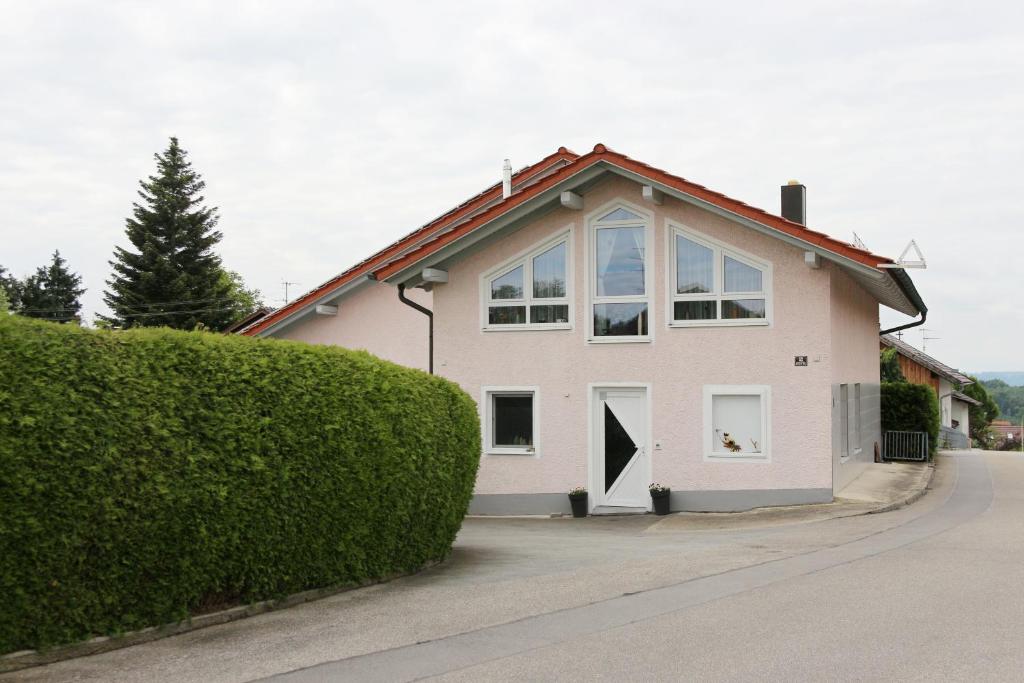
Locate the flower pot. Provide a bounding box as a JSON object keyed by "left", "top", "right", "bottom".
{"left": 569, "top": 494, "right": 588, "bottom": 518}
{"left": 650, "top": 489, "right": 671, "bottom": 516}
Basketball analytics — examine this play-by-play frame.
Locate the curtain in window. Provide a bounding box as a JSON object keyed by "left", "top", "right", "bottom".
{"left": 724, "top": 256, "right": 762, "bottom": 293}
{"left": 532, "top": 242, "right": 566, "bottom": 298}
{"left": 676, "top": 236, "right": 713, "bottom": 294}
{"left": 596, "top": 227, "right": 645, "bottom": 296}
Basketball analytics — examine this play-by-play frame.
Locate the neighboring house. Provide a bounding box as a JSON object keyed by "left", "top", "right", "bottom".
{"left": 990, "top": 420, "right": 1022, "bottom": 447}
{"left": 879, "top": 334, "right": 976, "bottom": 447}
{"left": 223, "top": 306, "right": 273, "bottom": 335}
{"left": 241, "top": 144, "right": 926, "bottom": 515}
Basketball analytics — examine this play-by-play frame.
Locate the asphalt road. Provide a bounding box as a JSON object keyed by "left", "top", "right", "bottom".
{"left": 10, "top": 452, "right": 1022, "bottom": 682}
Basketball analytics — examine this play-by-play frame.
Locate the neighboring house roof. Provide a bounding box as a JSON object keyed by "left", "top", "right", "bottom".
{"left": 880, "top": 334, "right": 974, "bottom": 386}
{"left": 242, "top": 144, "right": 926, "bottom": 337}
{"left": 951, "top": 390, "right": 982, "bottom": 406}
{"left": 224, "top": 306, "right": 274, "bottom": 334}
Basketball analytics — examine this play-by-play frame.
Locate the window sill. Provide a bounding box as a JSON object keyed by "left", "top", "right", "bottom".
{"left": 483, "top": 324, "right": 572, "bottom": 332}
{"left": 704, "top": 453, "right": 769, "bottom": 463}
{"left": 485, "top": 448, "right": 538, "bottom": 457}
{"left": 586, "top": 336, "right": 653, "bottom": 344}
{"left": 668, "top": 320, "right": 770, "bottom": 328}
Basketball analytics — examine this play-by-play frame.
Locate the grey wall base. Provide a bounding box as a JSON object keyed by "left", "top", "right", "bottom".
{"left": 468, "top": 488, "right": 833, "bottom": 516}
{"left": 669, "top": 488, "right": 832, "bottom": 512}
{"left": 468, "top": 494, "right": 573, "bottom": 516}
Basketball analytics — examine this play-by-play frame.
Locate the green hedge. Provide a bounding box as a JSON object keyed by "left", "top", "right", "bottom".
{"left": 0, "top": 315, "right": 480, "bottom": 653}
{"left": 881, "top": 381, "right": 940, "bottom": 455}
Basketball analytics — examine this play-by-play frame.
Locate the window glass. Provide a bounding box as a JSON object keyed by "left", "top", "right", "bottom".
{"left": 721, "top": 299, "right": 766, "bottom": 319}
{"left": 674, "top": 300, "right": 717, "bottom": 321}
{"left": 493, "top": 394, "right": 533, "bottom": 447}
{"left": 530, "top": 304, "right": 569, "bottom": 324}
{"left": 676, "top": 235, "right": 713, "bottom": 294}
{"left": 488, "top": 306, "right": 526, "bottom": 325}
{"left": 595, "top": 227, "right": 645, "bottom": 296}
{"left": 532, "top": 242, "right": 567, "bottom": 298}
{"left": 491, "top": 266, "right": 524, "bottom": 299}
{"left": 597, "top": 207, "right": 643, "bottom": 222}
{"left": 724, "top": 256, "right": 762, "bottom": 293}
{"left": 593, "top": 302, "right": 648, "bottom": 336}
{"left": 711, "top": 394, "right": 763, "bottom": 454}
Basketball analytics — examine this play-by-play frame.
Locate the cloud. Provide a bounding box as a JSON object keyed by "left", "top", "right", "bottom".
{"left": 1, "top": 0, "right": 1021, "bottom": 368}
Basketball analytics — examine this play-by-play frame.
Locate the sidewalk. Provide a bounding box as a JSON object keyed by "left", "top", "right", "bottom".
{"left": 647, "top": 457, "right": 935, "bottom": 533}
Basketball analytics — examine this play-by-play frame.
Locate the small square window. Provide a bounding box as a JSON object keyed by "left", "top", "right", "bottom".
{"left": 485, "top": 389, "right": 538, "bottom": 455}
{"left": 704, "top": 386, "right": 769, "bottom": 460}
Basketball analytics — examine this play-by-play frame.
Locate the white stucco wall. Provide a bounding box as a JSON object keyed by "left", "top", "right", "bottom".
{"left": 952, "top": 399, "right": 971, "bottom": 436}
{"left": 433, "top": 176, "right": 841, "bottom": 498}
{"left": 938, "top": 379, "right": 953, "bottom": 428}
{"left": 274, "top": 281, "right": 432, "bottom": 372}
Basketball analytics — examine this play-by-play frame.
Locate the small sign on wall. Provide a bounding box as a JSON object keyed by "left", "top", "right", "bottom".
{"left": 794, "top": 356, "right": 808, "bottom": 367}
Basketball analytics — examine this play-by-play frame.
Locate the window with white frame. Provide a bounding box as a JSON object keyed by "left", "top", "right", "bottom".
{"left": 670, "top": 224, "right": 771, "bottom": 326}
{"left": 483, "top": 234, "right": 570, "bottom": 329}
{"left": 590, "top": 206, "right": 650, "bottom": 339}
{"left": 703, "top": 385, "right": 770, "bottom": 460}
{"left": 483, "top": 388, "right": 537, "bottom": 455}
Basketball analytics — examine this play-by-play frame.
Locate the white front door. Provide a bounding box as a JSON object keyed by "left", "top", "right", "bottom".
{"left": 593, "top": 387, "right": 649, "bottom": 509}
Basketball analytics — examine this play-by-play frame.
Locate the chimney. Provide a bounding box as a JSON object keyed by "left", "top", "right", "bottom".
{"left": 502, "top": 159, "right": 512, "bottom": 199}
{"left": 781, "top": 180, "right": 806, "bottom": 225}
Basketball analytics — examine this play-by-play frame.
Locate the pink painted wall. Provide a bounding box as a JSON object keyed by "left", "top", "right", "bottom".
{"left": 828, "top": 266, "right": 881, "bottom": 385}
{"left": 434, "top": 175, "right": 848, "bottom": 496}
{"left": 275, "top": 281, "right": 432, "bottom": 372}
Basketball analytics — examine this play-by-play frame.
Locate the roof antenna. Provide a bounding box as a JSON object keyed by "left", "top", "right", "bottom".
{"left": 878, "top": 239, "right": 927, "bottom": 269}
{"left": 502, "top": 159, "right": 512, "bottom": 199}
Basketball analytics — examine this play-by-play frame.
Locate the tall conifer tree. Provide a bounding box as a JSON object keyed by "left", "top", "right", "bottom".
{"left": 102, "top": 138, "right": 235, "bottom": 330}
{"left": 19, "top": 251, "right": 86, "bottom": 323}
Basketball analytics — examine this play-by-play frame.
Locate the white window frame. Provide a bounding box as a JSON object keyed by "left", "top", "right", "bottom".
{"left": 480, "top": 229, "right": 573, "bottom": 331}
{"left": 481, "top": 386, "right": 540, "bottom": 457}
{"left": 702, "top": 385, "right": 771, "bottom": 462}
{"left": 585, "top": 200, "right": 655, "bottom": 344}
{"left": 667, "top": 221, "right": 773, "bottom": 328}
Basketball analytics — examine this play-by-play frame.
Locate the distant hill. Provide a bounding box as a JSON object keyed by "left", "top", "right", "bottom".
{"left": 975, "top": 372, "right": 1024, "bottom": 387}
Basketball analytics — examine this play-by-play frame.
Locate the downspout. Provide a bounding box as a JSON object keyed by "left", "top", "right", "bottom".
{"left": 397, "top": 283, "right": 433, "bottom": 374}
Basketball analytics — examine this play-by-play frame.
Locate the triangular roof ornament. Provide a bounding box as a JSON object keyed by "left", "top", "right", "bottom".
{"left": 878, "top": 239, "right": 926, "bottom": 269}
{"left": 852, "top": 231, "right": 868, "bottom": 250}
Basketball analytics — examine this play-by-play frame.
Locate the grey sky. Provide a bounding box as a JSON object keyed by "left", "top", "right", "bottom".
{"left": 2, "top": 1, "right": 1021, "bottom": 369}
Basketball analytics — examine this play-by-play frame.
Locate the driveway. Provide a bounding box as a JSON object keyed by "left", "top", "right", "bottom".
{"left": 8, "top": 452, "right": 1021, "bottom": 681}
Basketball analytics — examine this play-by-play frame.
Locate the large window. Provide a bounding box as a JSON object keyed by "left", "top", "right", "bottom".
{"left": 703, "top": 385, "right": 770, "bottom": 461}
{"left": 670, "top": 224, "right": 771, "bottom": 326}
{"left": 589, "top": 205, "right": 651, "bottom": 340}
{"left": 483, "top": 387, "right": 538, "bottom": 455}
{"left": 483, "top": 233, "right": 571, "bottom": 330}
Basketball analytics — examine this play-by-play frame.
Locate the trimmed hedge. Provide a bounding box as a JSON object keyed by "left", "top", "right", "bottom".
{"left": 881, "top": 381, "right": 940, "bottom": 455}
{"left": 0, "top": 315, "right": 480, "bottom": 653}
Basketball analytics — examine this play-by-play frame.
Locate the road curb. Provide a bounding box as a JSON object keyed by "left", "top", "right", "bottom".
{"left": 867, "top": 461, "right": 936, "bottom": 515}
{"left": 0, "top": 560, "right": 442, "bottom": 675}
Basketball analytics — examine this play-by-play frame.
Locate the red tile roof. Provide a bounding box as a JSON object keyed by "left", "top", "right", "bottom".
{"left": 242, "top": 144, "right": 903, "bottom": 336}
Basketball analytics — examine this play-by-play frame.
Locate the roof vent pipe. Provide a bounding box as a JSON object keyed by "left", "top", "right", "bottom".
{"left": 502, "top": 159, "right": 512, "bottom": 199}
{"left": 781, "top": 180, "right": 806, "bottom": 225}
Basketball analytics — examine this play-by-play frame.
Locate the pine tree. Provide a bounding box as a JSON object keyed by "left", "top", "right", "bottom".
{"left": 18, "top": 251, "right": 86, "bottom": 323}
{"left": 102, "top": 137, "right": 235, "bottom": 330}
{"left": 0, "top": 265, "right": 22, "bottom": 311}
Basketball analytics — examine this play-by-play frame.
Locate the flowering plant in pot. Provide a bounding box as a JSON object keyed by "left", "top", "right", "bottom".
{"left": 568, "top": 486, "right": 588, "bottom": 518}
{"left": 649, "top": 483, "right": 671, "bottom": 515}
